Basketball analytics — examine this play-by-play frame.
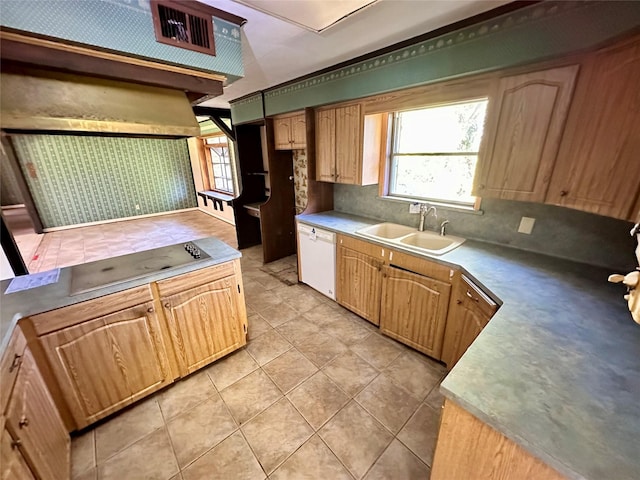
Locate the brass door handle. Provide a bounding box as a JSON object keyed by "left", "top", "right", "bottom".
{"left": 11, "top": 439, "right": 22, "bottom": 449}
{"left": 164, "top": 302, "right": 171, "bottom": 309}
{"left": 466, "top": 290, "right": 479, "bottom": 302}
{"left": 147, "top": 307, "right": 154, "bottom": 313}
{"left": 9, "top": 354, "right": 22, "bottom": 373}
{"left": 19, "top": 416, "right": 29, "bottom": 428}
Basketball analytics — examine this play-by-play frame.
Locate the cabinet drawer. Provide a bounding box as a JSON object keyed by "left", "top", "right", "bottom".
{"left": 1, "top": 327, "right": 27, "bottom": 413}
{"left": 1, "top": 428, "right": 36, "bottom": 480}
{"left": 155, "top": 261, "right": 236, "bottom": 297}
{"left": 337, "top": 234, "right": 387, "bottom": 259}
{"left": 388, "top": 248, "right": 455, "bottom": 283}
{"left": 460, "top": 275, "right": 498, "bottom": 318}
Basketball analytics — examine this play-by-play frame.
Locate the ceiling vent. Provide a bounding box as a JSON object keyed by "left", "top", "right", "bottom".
{"left": 151, "top": 0, "right": 216, "bottom": 55}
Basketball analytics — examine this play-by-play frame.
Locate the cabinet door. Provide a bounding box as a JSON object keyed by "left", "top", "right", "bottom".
{"left": 336, "top": 245, "right": 383, "bottom": 325}
{"left": 475, "top": 65, "right": 578, "bottom": 202}
{"left": 1, "top": 429, "right": 35, "bottom": 480}
{"left": 40, "top": 301, "right": 172, "bottom": 428}
{"left": 315, "top": 109, "right": 336, "bottom": 182}
{"left": 547, "top": 38, "right": 640, "bottom": 219}
{"left": 335, "top": 104, "right": 363, "bottom": 185}
{"left": 441, "top": 276, "right": 498, "bottom": 368}
{"left": 162, "top": 275, "right": 246, "bottom": 376}
{"left": 6, "top": 349, "right": 69, "bottom": 480}
{"left": 273, "top": 117, "right": 292, "bottom": 150}
{"left": 380, "top": 266, "right": 450, "bottom": 359}
{"left": 290, "top": 114, "right": 307, "bottom": 149}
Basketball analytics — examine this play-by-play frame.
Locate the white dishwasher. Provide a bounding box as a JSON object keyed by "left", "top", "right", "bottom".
{"left": 297, "top": 223, "right": 336, "bottom": 300}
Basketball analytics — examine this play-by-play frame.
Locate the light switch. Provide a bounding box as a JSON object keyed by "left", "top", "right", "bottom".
{"left": 409, "top": 203, "right": 421, "bottom": 214}
{"left": 518, "top": 217, "right": 536, "bottom": 234}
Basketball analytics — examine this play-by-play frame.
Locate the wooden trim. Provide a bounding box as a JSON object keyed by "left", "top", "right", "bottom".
{"left": 0, "top": 31, "right": 226, "bottom": 82}
{"left": 432, "top": 400, "right": 566, "bottom": 480}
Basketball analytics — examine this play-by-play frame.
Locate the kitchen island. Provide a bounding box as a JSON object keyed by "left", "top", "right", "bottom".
{"left": 297, "top": 211, "right": 639, "bottom": 480}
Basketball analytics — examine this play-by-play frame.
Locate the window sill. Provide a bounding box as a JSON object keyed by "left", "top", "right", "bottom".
{"left": 377, "top": 195, "right": 484, "bottom": 215}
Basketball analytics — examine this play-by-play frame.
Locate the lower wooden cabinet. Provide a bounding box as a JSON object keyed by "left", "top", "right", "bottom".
{"left": 441, "top": 275, "right": 498, "bottom": 368}
{"left": 380, "top": 265, "right": 451, "bottom": 359}
{"left": 38, "top": 299, "right": 173, "bottom": 429}
{"left": 5, "top": 349, "right": 69, "bottom": 480}
{"left": 336, "top": 235, "right": 385, "bottom": 325}
{"left": 159, "top": 275, "right": 247, "bottom": 376}
{"left": 1, "top": 429, "right": 35, "bottom": 480}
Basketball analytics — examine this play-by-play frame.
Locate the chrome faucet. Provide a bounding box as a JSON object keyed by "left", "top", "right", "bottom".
{"left": 419, "top": 204, "right": 437, "bottom": 232}
{"left": 440, "top": 220, "right": 450, "bottom": 236}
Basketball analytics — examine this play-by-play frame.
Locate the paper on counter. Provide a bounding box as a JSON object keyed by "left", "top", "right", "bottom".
{"left": 4, "top": 269, "right": 61, "bottom": 294}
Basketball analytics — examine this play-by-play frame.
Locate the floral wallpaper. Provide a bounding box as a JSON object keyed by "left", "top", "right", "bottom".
{"left": 292, "top": 149, "right": 308, "bottom": 214}
{"left": 12, "top": 135, "right": 196, "bottom": 228}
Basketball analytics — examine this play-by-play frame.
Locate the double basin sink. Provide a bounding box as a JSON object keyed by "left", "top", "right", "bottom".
{"left": 356, "top": 222, "right": 465, "bottom": 256}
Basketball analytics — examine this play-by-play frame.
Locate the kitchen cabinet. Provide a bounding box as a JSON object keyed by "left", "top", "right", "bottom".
{"left": 5, "top": 348, "right": 69, "bottom": 480}
{"left": 1, "top": 429, "right": 35, "bottom": 480}
{"left": 157, "top": 260, "right": 247, "bottom": 376}
{"left": 274, "top": 113, "right": 306, "bottom": 150}
{"left": 37, "top": 293, "right": 173, "bottom": 429}
{"left": 336, "top": 235, "right": 385, "bottom": 326}
{"left": 0, "top": 326, "right": 27, "bottom": 414}
{"left": 547, "top": 36, "right": 640, "bottom": 219}
{"left": 441, "top": 275, "right": 498, "bottom": 368}
{"left": 315, "top": 104, "right": 384, "bottom": 185}
{"left": 380, "top": 265, "right": 451, "bottom": 359}
{"left": 474, "top": 65, "right": 578, "bottom": 202}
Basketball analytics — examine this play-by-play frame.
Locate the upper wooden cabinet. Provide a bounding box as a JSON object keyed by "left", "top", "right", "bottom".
{"left": 441, "top": 275, "right": 498, "bottom": 369}
{"left": 274, "top": 113, "right": 306, "bottom": 150}
{"left": 547, "top": 37, "right": 640, "bottom": 219}
{"left": 336, "top": 235, "right": 385, "bottom": 325}
{"left": 5, "top": 349, "right": 69, "bottom": 480}
{"left": 38, "top": 297, "right": 174, "bottom": 429}
{"left": 315, "top": 104, "right": 384, "bottom": 185}
{"left": 380, "top": 265, "right": 451, "bottom": 360}
{"left": 474, "top": 65, "right": 578, "bottom": 202}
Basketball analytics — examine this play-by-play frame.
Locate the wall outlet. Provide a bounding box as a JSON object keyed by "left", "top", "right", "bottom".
{"left": 135, "top": 204, "right": 140, "bottom": 210}
{"left": 518, "top": 216, "right": 536, "bottom": 234}
{"left": 409, "top": 203, "right": 421, "bottom": 214}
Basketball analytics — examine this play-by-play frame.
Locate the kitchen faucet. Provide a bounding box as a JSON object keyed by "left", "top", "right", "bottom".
{"left": 419, "top": 204, "right": 437, "bottom": 232}
{"left": 440, "top": 220, "right": 450, "bottom": 236}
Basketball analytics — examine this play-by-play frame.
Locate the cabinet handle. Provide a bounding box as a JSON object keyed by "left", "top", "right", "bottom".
{"left": 9, "top": 354, "right": 22, "bottom": 373}
{"left": 456, "top": 300, "right": 462, "bottom": 305}
{"left": 164, "top": 302, "right": 171, "bottom": 309}
{"left": 11, "top": 439, "right": 22, "bottom": 449}
{"left": 147, "top": 307, "right": 154, "bottom": 313}
{"left": 19, "top": 416, "right": 29, "bottom": 428}
{"left": 560, "top": 190, "right": 569, "bottom": 197}
{"left": 466, "top": 290, "right": 480, "bottom": 302}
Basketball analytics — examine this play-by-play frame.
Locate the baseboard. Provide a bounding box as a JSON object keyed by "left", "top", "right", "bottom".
{"left": 42, "top": 208, "right": 200, "bottom": 232}
{"left": 198, "top": 207, "right": 236, "bottom": 226}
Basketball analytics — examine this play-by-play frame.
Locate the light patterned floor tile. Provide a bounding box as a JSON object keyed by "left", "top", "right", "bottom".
{"left": 270, "top": 435, "right": 352, "bottom": 480}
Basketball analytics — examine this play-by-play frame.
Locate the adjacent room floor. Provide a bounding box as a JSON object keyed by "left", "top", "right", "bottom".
{"left": 69, "top": 246, "right": 446, "bottom": 480}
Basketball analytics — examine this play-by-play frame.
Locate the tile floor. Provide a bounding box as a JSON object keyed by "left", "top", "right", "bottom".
{"left": 70, "top": 245, "right": 448, "bottom": 480}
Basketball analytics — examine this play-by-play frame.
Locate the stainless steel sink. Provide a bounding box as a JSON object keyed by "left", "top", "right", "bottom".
{"left": 355, "top": 222, "right": 465, "bottom": 255}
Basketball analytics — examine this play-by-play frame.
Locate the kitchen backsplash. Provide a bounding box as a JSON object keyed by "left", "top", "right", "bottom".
{"left": 12, "top": 135, "right": 196, "bottom": 229}
{"left": 334, "top": 184, "right": 636, "bottom": 271}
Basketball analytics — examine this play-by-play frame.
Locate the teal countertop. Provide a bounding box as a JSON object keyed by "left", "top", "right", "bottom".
{"left": 0, "top": 237, "right": 241, "bottom": 355}
{"left": 297, "top": 211, "right": 639, "bottom": 480}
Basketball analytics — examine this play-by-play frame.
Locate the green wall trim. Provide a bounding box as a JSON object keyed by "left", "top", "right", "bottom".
{"left": 230, "top": 93, "right": 264, "bottom": 125}
{"left": 230, "top": 1, "right": 640, "bottom": 119}
{"left": 1, "top": 0, "right": 243, "bottom": 80}
{"left": 12, "top": 135, "right": 196, "bottom": 228}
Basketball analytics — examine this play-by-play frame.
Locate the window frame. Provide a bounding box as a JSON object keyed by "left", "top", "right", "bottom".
{"left": 384, "top": 97, "right": 488, "bottom": 208}
{"left": 202, "top": 134, "right": 235, "bottom": 195}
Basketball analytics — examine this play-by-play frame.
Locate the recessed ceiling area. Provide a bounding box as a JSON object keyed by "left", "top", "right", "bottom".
{"left": 233, "top": 0, "right": 378, "bottom": 32}
{"left": 199, "top": 0, "right": 511, "bottom": 108}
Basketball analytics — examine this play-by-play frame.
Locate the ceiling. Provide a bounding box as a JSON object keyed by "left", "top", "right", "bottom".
{"left": 199, "top": 0, "right": 511, "bottom": 108}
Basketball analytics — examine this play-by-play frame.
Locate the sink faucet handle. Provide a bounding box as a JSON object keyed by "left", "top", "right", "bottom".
{"left": 440, "top": 220, "right": 450, "bottom": 236}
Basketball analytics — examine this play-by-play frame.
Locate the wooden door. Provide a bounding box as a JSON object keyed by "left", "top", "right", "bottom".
{"left": 315, "top": 108, "right": 336, "bottom": 182}
{"left": 40, "top": 301, "right": 173, "bottom": 428}
{"left": 161, "top": 275, "right": 246, "bottom": 376}
{"left": 273, "top": 117, "right": 292, "bottom": 150}
{"left": 336, "top": 245, "right": 383, "bottom": 325}
{"left": 475, "top": 65, "right": 578, "bottom": 202}
{"left": 335, "top": 104, "right": 362, "bottom": 184}
{"left": 547, "top": 37, "right": 640, "bottom": 219}
{"left": 441, "top": 276, "right": 498, "bottom": 368}
{"left": 2, "top": 429, "right": 35, "bottom": 480}
{"left": 6, "top": 349, "right": 68, "bottom": 480}
{"left": 290, "top": 114, "right": 307, "bottom": 149}
{"left": 380, "top": 266, "right": 450, "bottom": 359}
